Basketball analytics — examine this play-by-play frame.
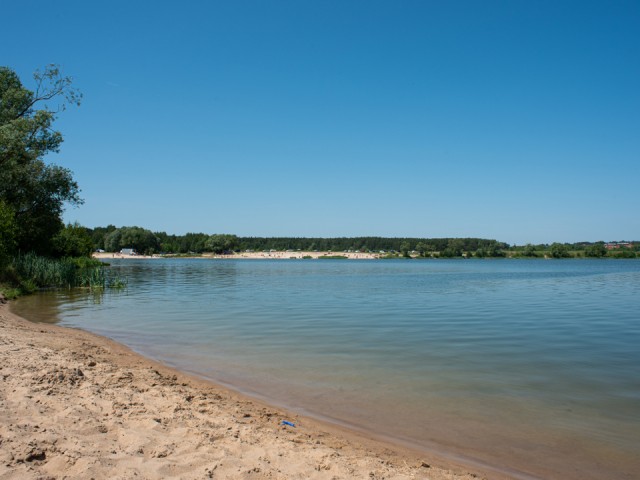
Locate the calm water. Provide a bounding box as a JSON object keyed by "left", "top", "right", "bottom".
{"left": 12, "top": 259, "right": 640, "bottom": 479}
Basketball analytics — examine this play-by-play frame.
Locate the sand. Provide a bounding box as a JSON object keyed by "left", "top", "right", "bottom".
{"left": 0, "top": 297, "right": 489, "bottom": 480}
{"left": 93, "top": 251, "right": 382, "bottom": 260}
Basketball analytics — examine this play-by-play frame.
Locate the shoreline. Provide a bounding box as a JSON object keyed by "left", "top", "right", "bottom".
{"left": 0, "top": 299, "right": 494, "bottom": 479}
{"left": 93, "top": 251, "right": 382, "bottom": 260}
{"left": 93, "top": 252, "right": 640, "bottom": 261}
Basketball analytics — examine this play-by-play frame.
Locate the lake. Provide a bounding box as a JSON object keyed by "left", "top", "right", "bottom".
{"left": 12, "top": 258, "right": 640, "bottom": 479}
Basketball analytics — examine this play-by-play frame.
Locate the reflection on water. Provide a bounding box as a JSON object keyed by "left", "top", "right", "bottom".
{"left": 12, "top": 259, "right": 640, "bottom": 480}
{"left": 12, "top": 289, "right": 108, "bottom": 323}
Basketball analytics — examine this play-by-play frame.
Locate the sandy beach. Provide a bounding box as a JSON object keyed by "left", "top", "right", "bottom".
{"left": 93, "top": 251, "right": 382, "bottom": 260}
{"left": 0, "top": 297, "right": 489, "bottom": 480}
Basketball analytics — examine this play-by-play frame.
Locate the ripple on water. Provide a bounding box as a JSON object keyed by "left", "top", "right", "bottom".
{"left": 12, "top": 258, "right": 640, "bottom": 479}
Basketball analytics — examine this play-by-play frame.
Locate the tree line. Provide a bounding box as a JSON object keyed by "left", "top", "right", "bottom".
{"left": 87, "top": 226, "right": 638, "bottom": 258}
{"left": 89, "top": 226, "right": 512, "bottom": 257}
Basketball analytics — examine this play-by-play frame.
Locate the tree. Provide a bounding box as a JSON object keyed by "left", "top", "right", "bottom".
{"left": 205, "top": 234, "right": 238, "bottom": 254}
{"left": 584, "top": 242, "right": 607, "bottom": 258}
{"left": 104, "top": 227, "right": 160, "bottom": 255}
{"left": 549, "top": 242, "right": 571, "bottom": 258}
{"left": 89, "top": 224, "right": 117, "bottom": 250}
{"left": 0, "top": 65, "right": 83, "bottom": 256}
{"left": 484, "top": 241, "right": 505, "bottom": 257}
{"left": 441, "top": 238, "right": 464, "bottom": 257}
{"left": 52, "top": 222, "right": 94, "bottom": 257}
{"left": 0, "top": 200, "right": 17, "bottom": 267}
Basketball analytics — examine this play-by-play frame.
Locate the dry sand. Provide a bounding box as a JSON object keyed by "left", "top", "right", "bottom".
{"left": 93, "top": 251, "right": 381, "bottom": 260}
{"left": 0, "top": 297, "right": 490, "bottom": 480}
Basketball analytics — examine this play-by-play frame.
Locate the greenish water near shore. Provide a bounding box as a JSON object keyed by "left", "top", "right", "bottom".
{"left": 13, "top": 259, "right": 640, "bottom": 479}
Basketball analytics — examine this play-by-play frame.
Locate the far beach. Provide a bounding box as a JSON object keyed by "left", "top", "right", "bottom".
{"left": 93, "top": 251, "right": 382, "bottom": 260}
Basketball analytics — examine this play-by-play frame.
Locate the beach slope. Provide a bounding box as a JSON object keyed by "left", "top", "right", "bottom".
{"left": 0, "top": 299, "right": 483, "bottom": 480}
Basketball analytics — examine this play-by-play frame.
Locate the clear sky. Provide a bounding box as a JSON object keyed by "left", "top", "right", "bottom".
{"left": 3, "top": 0, "right": 639, "bottom": 244}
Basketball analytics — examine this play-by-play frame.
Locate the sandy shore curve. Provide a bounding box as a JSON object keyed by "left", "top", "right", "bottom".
{"left": 0, "top": 298, "right": 491, "bottom": 480}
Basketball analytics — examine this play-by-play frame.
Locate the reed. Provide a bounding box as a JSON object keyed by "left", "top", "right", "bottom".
{"left": 10, "top": 253, "right": 127, "bottom": 291}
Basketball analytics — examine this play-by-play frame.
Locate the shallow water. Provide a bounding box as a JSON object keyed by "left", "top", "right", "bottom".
{"left": 13, "top": 259, "right": 640, "bottom": 479}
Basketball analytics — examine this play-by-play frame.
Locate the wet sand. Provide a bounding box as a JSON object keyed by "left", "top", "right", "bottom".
{"left": 0, "top": 297, "right": 490, "bottom": 480}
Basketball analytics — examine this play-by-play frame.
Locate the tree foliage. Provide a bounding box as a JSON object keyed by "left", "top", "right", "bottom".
{"left": 52, "top": 222, "right": 94, "bottom": 258}
{"left": 205, "top": 234, "right": 239, "bottom": 254}
{"left": 0, "top": 200, "right": 17, "bottom": 267}
{"left": 548, "top": 242, "right": 571, "bottom": 258}
{"left": 90, "top": 224, "right": 117, "bottom": 250}
{"left": 584, "top": 242, "right": 607, "bottom": 258}
{"left": 153, "top": 231, "right": 209, "bottom": 254}
{"left": 104, "top": 227, "right": 160, "bottom": 255}
{"left": 86, "top": 226, "right": 639, "bottom": 260}
{"left": 90, "top": 230, "right": 509, "bottom": 257}
{"left": 0, "top": 65, "right": 82, "bottom": 256}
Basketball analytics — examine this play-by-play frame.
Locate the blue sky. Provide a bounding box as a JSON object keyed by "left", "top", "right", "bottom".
{"left": 3, "top": 1, "right": 639, "bottom": 244}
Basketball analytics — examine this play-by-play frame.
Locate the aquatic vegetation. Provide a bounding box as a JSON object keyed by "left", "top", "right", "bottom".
{"left": 107, "top": 276, "right": 128, "bottom": 289}
{"left": 8, "top": 253, "right": 127, "bottom": 292}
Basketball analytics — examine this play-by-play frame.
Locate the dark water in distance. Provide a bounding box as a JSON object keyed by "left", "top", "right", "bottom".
{"left": 13, "top": 259, "right": 640, "bottom": 479}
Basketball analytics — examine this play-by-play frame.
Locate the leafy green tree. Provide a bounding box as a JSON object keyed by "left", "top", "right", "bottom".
{"left": 416, "top": 242, "right": 436, "bottom": 257}
{"left": 89, "top": 224, "right": 116, "bottom": 250}
{"left": 181, "top": 232, "right": 209, "bottom": 253}
{"left": 103, "top": 229, "right": 122, "bottom": 252}
{"left": 441, "top": 238, "right": 464, "bottom": 257}
{"left": 52, "top": 222, "right": 94, "bottom": 257}
{"left": 484, "top": 242, "right": 505, "bottom": 257}
{"left": 154, "top": 231, "right": 181, "bottom": 253}
{"left": 549, "top": 242, "right": 571, "bottom": 258}
{"left": 205, "top": 234, "right": 238, "bottom": 254}
{"left": 104, "top": 227, "right": 160, "bottom": 255}
{"left": 584, "top": 242, "right": 607, "bottom": 258}
{"left": 0, "top": 200, "right": 17, "bottom": 267}
{"left": 0, "top": 65, "right": 82, "bottom": 256}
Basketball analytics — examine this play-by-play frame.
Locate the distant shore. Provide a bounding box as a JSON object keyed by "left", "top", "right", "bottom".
{"left": 93, "top": 251, "right": 640, "bottom": 261}
{"left": 0, "top": 298, "right": 491, "bottom": 479}
{"left": 93, "top": 251, "right": 381, "bottom": 260}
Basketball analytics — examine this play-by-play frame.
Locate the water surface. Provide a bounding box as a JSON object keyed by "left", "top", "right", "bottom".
{"left": 13, "top": 259, "right": 640, "bottom": 479}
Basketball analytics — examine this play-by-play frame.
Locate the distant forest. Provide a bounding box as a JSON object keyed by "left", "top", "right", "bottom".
{"left": 88, "top": 225, "right": 638, "bottom": 259}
